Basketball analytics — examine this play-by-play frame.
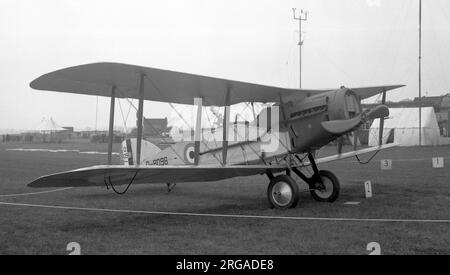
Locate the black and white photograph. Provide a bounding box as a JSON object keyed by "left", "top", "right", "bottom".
{"left": 0, "top": 0, "right": 449, "bottom": 258}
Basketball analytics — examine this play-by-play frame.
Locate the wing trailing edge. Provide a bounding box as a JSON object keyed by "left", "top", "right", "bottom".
{"left": 28, "top": 165, "right": 287, "bottom": 188}
{"left": 30, "top": 62, "right": 404, "bottom": 106}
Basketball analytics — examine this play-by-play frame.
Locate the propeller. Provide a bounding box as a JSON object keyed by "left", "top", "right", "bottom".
{"left": 321, "top": 116, "right": 361, "bottom": 135}
{"left": 364, "top": 105, "right": 389, "bottom": 121}
{"left": 322, "top": 104, "right": 390, "bottom": 154}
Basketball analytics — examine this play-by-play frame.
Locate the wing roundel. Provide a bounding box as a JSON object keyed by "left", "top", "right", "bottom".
{"left": 183, "top": 143, "right": 196, "bottom": 165}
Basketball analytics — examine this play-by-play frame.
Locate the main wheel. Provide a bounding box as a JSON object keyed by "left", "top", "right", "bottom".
{"left": 310, "top": 170, "right": 340, "bottom": 203}
{"left": 267, "top": 175, "right": 299, "bottom": 209}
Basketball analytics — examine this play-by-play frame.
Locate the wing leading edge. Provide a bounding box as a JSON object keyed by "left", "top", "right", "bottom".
{"left": 28, "top": 144, "right": 398, "bottom": 189}
{"left": 28, "top": 165, "right": 287, "bottom": 188}
{"left": 30, "top": 62, "right": 317, "bottom": 106}
{"left": 306, "top": 143, "right": 399, "bottom": 166}
{"left": 30, "top": 62, "right": 404, "bottom": 106}
{"left": 351, "top": 85, "right": 405, "bottom": 100}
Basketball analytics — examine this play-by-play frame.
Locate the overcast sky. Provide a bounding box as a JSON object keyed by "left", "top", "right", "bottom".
{"left": 1, "top": 0, "right": 449, "bottom": 130}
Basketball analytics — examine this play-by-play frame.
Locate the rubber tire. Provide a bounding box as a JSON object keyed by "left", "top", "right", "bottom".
{"left": 267, "top": 175, "right": 300, "bottom": 209}
{"left": 310, "top": 170, "right": 340, "bottom": 203}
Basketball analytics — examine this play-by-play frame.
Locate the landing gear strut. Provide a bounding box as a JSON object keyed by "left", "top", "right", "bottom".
{"left": 266, "top": 152, "right": 340, "bottom": 208}
{"left": 291, "top": 153, "right": 340, "bottom": 203}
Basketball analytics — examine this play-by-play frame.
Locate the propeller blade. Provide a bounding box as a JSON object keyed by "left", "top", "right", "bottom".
{"left": 366, "top": 105, "right": 389, "bottom": 120}
{"left": 322, "top": 116, "right": 362, "bottom": 135}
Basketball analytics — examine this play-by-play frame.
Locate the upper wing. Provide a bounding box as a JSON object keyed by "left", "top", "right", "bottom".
{"left": 30, "top": 62, "right": 321, "bottom": 106}
{"left": 351, "top": 85, "right": 404, "bottom": 100}
{"left": 28, "top": 165, "right": 287, "bottom": 188}
{"left": 30, "top": 62, "right": 404, "bottom": 106}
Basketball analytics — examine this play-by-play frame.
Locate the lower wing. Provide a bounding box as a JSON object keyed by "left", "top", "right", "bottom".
{"left": 28, "top": 165, "right": 286, "bottom": 188}
{"left": 28, "top": 143, "right": 397, "bottom": 188}
{"left": 306, "top": 143, "right": 398, "bottom": 166}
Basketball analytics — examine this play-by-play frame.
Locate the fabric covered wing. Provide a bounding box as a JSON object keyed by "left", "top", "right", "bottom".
{"left": 30, "top": 62, "right": 320, "bottom": 106}
{"left": 303, "top": 143, "right": 398, "bottom": 166}
{"left": 28, "top": 165, "right": 287, "bottom": 188}
{"left": 352, "top": 85, "right": 404, "bottom": 100}
{"left": 30, "top": 62, "right": 404, "bottom": 105}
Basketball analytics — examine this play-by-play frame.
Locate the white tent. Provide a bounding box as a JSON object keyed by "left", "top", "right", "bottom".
{"left": 35, "top": 117, "right": 66, "bottom": 132}
{"left": 369, "top": 107, "right": 440, "bottom": 147}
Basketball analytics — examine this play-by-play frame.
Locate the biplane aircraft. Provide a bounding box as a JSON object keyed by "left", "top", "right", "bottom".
{"left": 28, "top": 62, "right": 402, "bottom": 209}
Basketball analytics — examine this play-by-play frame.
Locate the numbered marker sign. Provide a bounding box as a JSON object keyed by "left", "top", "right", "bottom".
{"left": 67, "top": 242, "right": 81, "bottom": 255}
{"left": 432, "top": 157, "right": 444, "bottom": 169}
{"left": 364, "top": 181, "right": 373, "bottom": 198}
{"left": 381, "top": 159, "right": 392, "bottom": 170}
{"left": 367, "top": 242, "right": 381, "bottom": 255}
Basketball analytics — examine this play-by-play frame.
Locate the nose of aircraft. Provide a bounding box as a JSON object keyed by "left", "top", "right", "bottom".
{"left": 321, "top": 116, "right": 362, "bottom": 135}
{"left": 320, "top": 105, "right": 389, "bottom": 136}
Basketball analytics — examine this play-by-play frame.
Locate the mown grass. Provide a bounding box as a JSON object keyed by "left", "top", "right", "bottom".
{"left": 0, "top": 142, "right": 449, "bottom": 254}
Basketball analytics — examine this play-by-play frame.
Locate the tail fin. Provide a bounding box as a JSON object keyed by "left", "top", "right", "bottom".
{"left": 121, "top": 138, "right": 161, "bottom": 166}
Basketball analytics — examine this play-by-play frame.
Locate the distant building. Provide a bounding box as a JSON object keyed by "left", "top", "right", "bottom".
{"left": 128, "top": 117, "right": 171, "bottom": 138}
{"left": 143, "top": 118, "right": 170, "bottom": 137}
{"left": 62, "top": 126, "right": 74, "bottom": 133}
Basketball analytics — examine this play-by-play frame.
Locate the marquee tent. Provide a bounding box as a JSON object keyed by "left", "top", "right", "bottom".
{"left": 31, "top": 117, "right": 67, "bottom": 143}
{"left": 368, "top": 107, "right": 440, "bottom": 147}
{"left": 34, "top": 117, "right": 66, "bottom": 132}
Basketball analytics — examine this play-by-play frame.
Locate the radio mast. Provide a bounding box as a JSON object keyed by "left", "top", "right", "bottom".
{"left": 292, "top": 8, "right": 308, "bottom": 89}
{"left": 418, "top": 0, "right": 423, "bottom": 146}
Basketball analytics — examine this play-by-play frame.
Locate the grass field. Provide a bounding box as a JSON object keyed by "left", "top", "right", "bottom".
{"left": 0, "top": 141, "right": 449, "bottom": 255}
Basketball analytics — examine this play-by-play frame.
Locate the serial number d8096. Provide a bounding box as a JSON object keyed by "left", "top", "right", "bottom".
{"left": 147, "top": 156, "right": 168, "bottom": 166}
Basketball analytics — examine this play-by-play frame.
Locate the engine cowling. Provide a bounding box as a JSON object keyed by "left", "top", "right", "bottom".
{"left": 327, "top": 88, "right": 362, "bottom": 121}
{"left": 284, "top": 87, "right": 363, "bottom": 153}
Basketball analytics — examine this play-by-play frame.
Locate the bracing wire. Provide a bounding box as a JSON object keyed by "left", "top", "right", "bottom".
{"left": 110, "top": 86, "right": 187, "bottom": 165}
{"left": 117, "top": 98, "right": 128, "bottom": 133}
{"left": 204, "top": 108, "right": 219, "bottom": 148}
{"left": 113, "top": 75, "right": 290, "bottom": 168}
{"left": 125, "top": 99, "right": 133, "bottom": 123}
{"left": 143, "top": 74, "right": 224, "bottom": 165}
{"left": 121, "top": 96, "right": 186, "bottom": 163}
{"left": 226, "top": 91, "right": 293, "bottom": 165}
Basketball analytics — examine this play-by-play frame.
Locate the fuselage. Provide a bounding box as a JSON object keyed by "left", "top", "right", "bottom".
{"left": 122, "top": 87, "right": 364, "bottom": 167}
